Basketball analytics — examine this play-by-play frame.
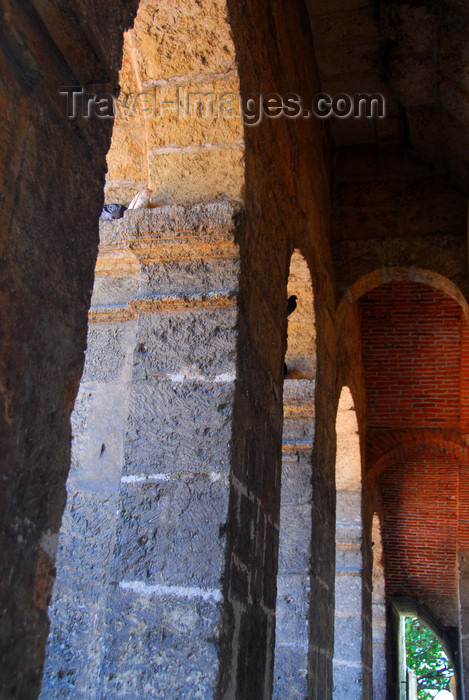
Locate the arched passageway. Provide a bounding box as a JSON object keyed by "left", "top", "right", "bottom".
{"left": 360, "top": 280, "right": 469, "bottom": 696}
{"left": 273, "top": 249, "right": 315, "bottom": 698}
{"left": 333, "top": 386, "right": 364, "bottom": 698}
{"left": 36, "top": 0, "right": 332, "bottom": 697}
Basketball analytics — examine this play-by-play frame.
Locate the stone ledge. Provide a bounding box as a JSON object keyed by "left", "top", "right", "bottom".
{"left": 99, "top": 200, "right": 241, "bottom": 246}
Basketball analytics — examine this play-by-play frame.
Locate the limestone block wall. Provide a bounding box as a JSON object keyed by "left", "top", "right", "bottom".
{"left": 105, "top": 0, "right": 244, "bottom": 206}
{"left": 333, "top": 387, "right": 365, "bottom": 699}
{"left": 41, "top": 202, "right": 241, "bottom": 697}
{"left": 273, "top": 379, "right": 315, "bottom": 699}
{"left": 372, "top": 513, "right": 387, "bottom": 699}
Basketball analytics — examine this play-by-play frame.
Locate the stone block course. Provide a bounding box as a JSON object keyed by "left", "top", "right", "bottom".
{"left": 98, "top": 588, "right": 221, "bottom": 699}
{"left": 123, "top": 377, "right": 235, "bottom": 476}
{"left": 111, "top": 478, "right": 229, "bottom": 587}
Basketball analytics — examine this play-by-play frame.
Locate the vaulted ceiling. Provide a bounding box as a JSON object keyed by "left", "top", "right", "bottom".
{"left": 308, "top": 0, "right": 469, "bottom": 185}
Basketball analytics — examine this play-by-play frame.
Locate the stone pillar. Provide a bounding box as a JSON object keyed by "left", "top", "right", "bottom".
{"left": 41, "top": 202, "right": 241, "bottom": 697}
{"left": 41, "top": 223, "right": 140, "bottom": 698}
{"left": 273, "top": 378, "right": 315, "bottom": 699}
{"left": 372, "top": 513, "right": 387, "bottom": 699}
{"left": 333, "top": 388, "right": 364, "bottom": 698}
{"left": 458, "top": 550, "right": 469, "bottom": 699}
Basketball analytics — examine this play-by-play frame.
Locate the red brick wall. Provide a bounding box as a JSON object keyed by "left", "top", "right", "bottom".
{"left": 360, "top": 281, "right": 462, "bottom": 430}
{"left": 361, "top": 281, "right": 469, "bottom": 597}
{"left": 379, "top": 452, "right": 459, "bottom": 596}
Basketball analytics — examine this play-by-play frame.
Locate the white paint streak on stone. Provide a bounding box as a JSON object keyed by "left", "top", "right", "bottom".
{"left": 121, "top": 474, "right": 171, "bottom": 483}
{"left": 209, "top": 471, "right": 229, "bottom": 482}
{"left": 214, "top": 372, "right": 236, "bottom": 383}
{"left": 150, "top": 141, "right": 244, "bottom": 156}
{"left": 168, "top": 372, "right": 187, "bottom": 383}
{"left": 168, "top": 371, "right": 236, "bottom": 383}
{"left": 333, "top": 660, "right": 363, "bottom": 668}
{"left": 119, "top": 580, "right": 222, "bottom": 603}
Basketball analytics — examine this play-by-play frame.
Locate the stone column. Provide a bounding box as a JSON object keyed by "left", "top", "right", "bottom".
{"left": 41, "top": 202, "right": 241, "bottom": 697}
{"left": 273, "top": 378, "right": 315, "bottom": 699}
{"left": 372, "top": 513, "right": 387, "bottom": 699}
{"left": 41, "top": 222, "right": 140, "bottom": 698}
{"left": 458, "top": 550, "right": 469, "bottom": 699}
{"left": 333, "top": 388, "right": 364, "bottom": 698}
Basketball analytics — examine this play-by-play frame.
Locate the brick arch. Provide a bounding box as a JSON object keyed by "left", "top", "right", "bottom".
{"left": 337, "top": 267, "right": 469, "bottom": 324}
{"left": 366, "top": 428, "right": 469, "bottom": 485}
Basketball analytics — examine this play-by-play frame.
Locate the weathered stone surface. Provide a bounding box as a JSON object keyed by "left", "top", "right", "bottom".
{"left": 138, "top": 255, "right": 239, "bottom": 296}
{"left": 278, "top": 505, "right": 312, "bottom": 574}
{"left": 272, "top": 647, "right": 308, "bottom": 700}
{"left": 335, "top": 545, "right": 362, "bottom": 572}
{"left": 276, "top": 573, "right": 310, "bottom": 639}
{"left": 336, "top": 490, "right": 362, "bottom": 523}
{"left": 41, "top": 589, "right": 97, "bottom": 697}
{"left": 105, "top": 0, "right": 245, "bottom": 205}
{"left": 332, "top": 665, "right": 362, "bottom": 700}
{"left": 111, "top": 478, "right": 229, "bottom": 587}
{"left": 334, "top": 613, "right": 363, "bottom": 661}
{"left": 42, "top": 203, "right": 240, "bottom": 698}
{"left": 98, "top": 588, "right": 222, "bottom": 699}
{"left": 91, "top": 275, "right": 141, "bottom": 308}
{"left": 123, "top": 378, "right": 235, "bottom": 475}
{"left": 132, "top": 308, "right": 238, "bottom": 378}
{"left": 81, "top": 326, "right": 134, "bottom": 383}
{"left": 280, "top": 456, "right": 313, "bottom": 506}
{"left": 335, "top": 574, "right": 363, "bottom": 614}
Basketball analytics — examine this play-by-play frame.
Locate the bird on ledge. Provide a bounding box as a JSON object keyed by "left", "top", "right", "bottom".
{"left": 284, "top": 295, "right": 298, "bottom": 377}
{"left": 287, "top": 294, "right": 297, "bottom": 316}
{"left": 100, "top": 203, "right": 126, "bottom": 220}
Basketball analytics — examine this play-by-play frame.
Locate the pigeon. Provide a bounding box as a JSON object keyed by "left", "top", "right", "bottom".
{"left": 100, "top": 203, "right": 126, "bottom": 220}
{"left": 287, "top": 294, "right": 297, "bottom": 316}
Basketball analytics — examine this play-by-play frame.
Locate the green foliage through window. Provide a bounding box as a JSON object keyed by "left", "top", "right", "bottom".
{"left": 405, "top": 616, "right": 454, "bottom": 699}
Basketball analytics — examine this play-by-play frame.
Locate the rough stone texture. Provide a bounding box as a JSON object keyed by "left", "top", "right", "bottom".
{"left": 0, "top": 2, "right": 140, "bottom": 697}
{"left": 285, "top": 252, "right": 316, "bottom": 379}
{"left": 273, "top": 378, "right": 315, "bottom": 699}
{"left": 371, "top": 513, "right": 387, "bottom": 699}
{"left": 98, "top": 589, "right": 222, "bottom": 699}
{"left": 218, "top": 0, "right": 347, "bottom": 693}
{"left": 41, "top": 204, "right": 241, "bottom": 698}
{"left": 333, "top": 389, "right": 366, "bottom": 698}
{"left": 40, "top": 275, "right": 137, "bottom": 697}
{"left": 105, "top": 0, "right": 244, "bottom": 205}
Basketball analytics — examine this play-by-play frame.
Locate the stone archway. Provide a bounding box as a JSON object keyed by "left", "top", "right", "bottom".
{"left": 273, "top": 249, "right": 316, "bottom": 698}
{"left": 333, "top": 386, "right": 364, "bottom": 698}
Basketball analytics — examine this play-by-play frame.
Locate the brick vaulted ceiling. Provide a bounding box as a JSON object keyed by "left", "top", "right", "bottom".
{"left": 360, "top": 282, "right": 469, "bottom": 608}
